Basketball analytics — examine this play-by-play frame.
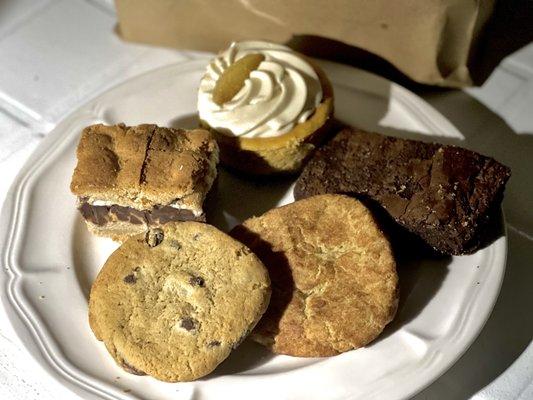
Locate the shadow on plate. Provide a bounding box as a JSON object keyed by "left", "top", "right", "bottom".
{"left": 346, "top": 195, "right": 452, "bottom": 342}
{"left": 211, "top": 226, "right": 296, "bottom": 376}
{"left": 71, "top": 61, "right": 529, "bottom": 388}
{"left": 71, "top": 216, "right": 96, "bottom": 301}
{"left": 71, "top": 216, "right": 119, "bottom": 302}
{"left": 209, "top": 76, "right": 519, "bottom": 373}
{"left": 330, "top": 72, "right": 524, "bottom": 359}
{"left": 206, "top": 168, "right": 294, "bottom": 232}
{"left": 209, "top": 339, "right": 275, "bottom": 377}
{"left": 333, "top": 72, "right": 510, "bottom": 254}
{"left": 413, "top": 226, "right": 533, "bottom": 399}
{"left": 375, "top": 254, "right": 451, "bottom": 345}
{"left": 409, "top": 90, "right": 533, "bottom": 399}
{"left": 168, "top": 113, "right": 200, "bottom": 130}
{"left": 170, "top": 113, "right": 295, "bottom": 232}
{"left": 335, "top": 37, "right": 533, "bottom": 396}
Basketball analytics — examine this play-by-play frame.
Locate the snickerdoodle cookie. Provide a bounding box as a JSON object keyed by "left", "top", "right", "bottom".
{"left": 231, "top": 194, "right": 398, "bottom": 357}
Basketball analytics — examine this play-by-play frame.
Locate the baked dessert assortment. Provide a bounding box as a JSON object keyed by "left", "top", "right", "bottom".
{"left": 231, "top": 195, "right": 399, "bottom": 357}
{"left": 197, "top": 41, "right": 334, "bottom": 175}
{"left": 69, "top": 39, "right": 511, "bottom": 382}
{"left": 89, "top": 222, "right": 270, "bottom": 381}
{"left": 70, "top": 124, "right": 218, "bottom": 242}
{"left": 294, "top": 128, "right": 511, "bottom": 255}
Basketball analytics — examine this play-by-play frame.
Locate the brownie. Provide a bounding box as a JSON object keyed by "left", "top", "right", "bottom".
{"left": 294, "top": 128, "right": 511, "bottom": 255}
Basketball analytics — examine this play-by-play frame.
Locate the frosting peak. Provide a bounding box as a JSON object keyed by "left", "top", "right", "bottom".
{"left": 198, "top": 41, "right": 323, "bottom": 138}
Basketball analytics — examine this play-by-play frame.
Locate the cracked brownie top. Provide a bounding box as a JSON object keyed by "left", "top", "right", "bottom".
{"left": 294, "top": 127, "right": 511, "bottom": 254}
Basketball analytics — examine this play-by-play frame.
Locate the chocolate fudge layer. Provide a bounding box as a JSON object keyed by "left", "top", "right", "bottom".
{"left": 294, "top": 128, "right": 511, "bottom": 255}
{"left": 78, "top": 201, "right": 205, "bottom": 226}
{"left": 70, "top": 124, "right": 218, "bottom": 241}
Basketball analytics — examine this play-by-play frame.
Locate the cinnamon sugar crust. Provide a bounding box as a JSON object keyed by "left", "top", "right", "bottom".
{"left": 231, "top": 194, "right": 398, "bottom": 357}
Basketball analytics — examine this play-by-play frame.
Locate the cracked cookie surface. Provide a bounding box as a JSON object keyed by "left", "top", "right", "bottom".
{"left": 231, "top": 194, "right": 399, "bottom": 357}
{"left": 88, "top": 221, "right": 270, "bottom": 381}
{"left": 70, "top": 123, "right": 219, "bottom": 208}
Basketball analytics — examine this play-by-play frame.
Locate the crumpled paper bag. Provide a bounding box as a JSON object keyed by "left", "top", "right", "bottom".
{"left": 115, "top": 0, "right": 495, "bottom": 87}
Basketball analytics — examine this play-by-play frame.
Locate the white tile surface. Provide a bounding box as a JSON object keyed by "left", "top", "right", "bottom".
{"left": 85, "top": 0, "right": 116, "bottom": 15}
{"left": 508, "top": 44, "right": 533, "bottom": 75}
{"left": 466, "top": 69, "right": 524, "bottom": 118}
{"left": 0, "top": 0, "right": 51, "bottom": 38}
{"left": 468, "top": 44, "right": 533, "bottom": 134}
{"left": 0, "top": 319, "right": 59, "bottom": 400}
{"left": 479, "top": 341, "right": 533, "bottom": 399}
{"left": 0, "top": 0, "right": 189, "bottom": 126}
{"left": 0, "top": 109, "right": 39, "bottom": 162}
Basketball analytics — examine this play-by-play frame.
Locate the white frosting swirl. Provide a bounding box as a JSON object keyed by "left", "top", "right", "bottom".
{"left": 198, "top": 41, "right": 323, "bottom": 138}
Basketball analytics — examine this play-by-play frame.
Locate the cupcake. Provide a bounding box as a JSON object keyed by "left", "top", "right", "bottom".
{"left": 197, "top": 41, "right": 334, "bottom": 175}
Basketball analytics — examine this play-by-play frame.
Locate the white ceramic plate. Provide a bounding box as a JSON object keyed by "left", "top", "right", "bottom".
{"left": 0, "top": 58, "right": 507, "bottom": 400}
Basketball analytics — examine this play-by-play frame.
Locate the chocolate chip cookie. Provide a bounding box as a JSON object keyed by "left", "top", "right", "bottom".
{"left": 88, "top": 222, "right": 270, "bottom": 381}
{"left": 231, "top": 194, "right": 399, "bottom": 357}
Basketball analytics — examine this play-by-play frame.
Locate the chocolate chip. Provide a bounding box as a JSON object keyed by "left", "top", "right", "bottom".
{"left": 193, "top": 233, "right": 201, "bottom": 241}
{"left": 170, "top": 240, "right": 181, "bottom": 250}
{"left": 208, "top": 340, "right": 221, "bottom": 348}
{"left": 146, "top": 229, "right": 164, "bottom": 247}
{"left": 121, "top": 359, "right": 145, "bottom": 376}
{"left": 180, "top": 317, "right": 197, "bottom": 331}
{"left": 236, "top": 247, "right": 251, "bottom": 257}
{"left": 123, "top": 274, "right": 136, "bottom": 284}
{"left": 313, "top": 299, "right": 326, "bottom": 308}
{"left": 232, "top": 330, "right": 249, "bottom": 349}
{"left": 189, "top": 276, "right": 205, "bottom": 287}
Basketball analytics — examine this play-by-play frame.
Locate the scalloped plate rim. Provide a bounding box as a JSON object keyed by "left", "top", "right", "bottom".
{"left": 0, "top": 58, "right": 507, "bottom": 400}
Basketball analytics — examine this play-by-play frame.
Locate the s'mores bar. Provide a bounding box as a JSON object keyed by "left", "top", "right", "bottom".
{"left": 70, "top": 124, "right": 219, "bottom": 241}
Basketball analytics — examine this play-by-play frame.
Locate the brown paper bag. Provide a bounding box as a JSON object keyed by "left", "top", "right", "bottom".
{"left": 115, "top": 0, "right": 495, "bottom": 87}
